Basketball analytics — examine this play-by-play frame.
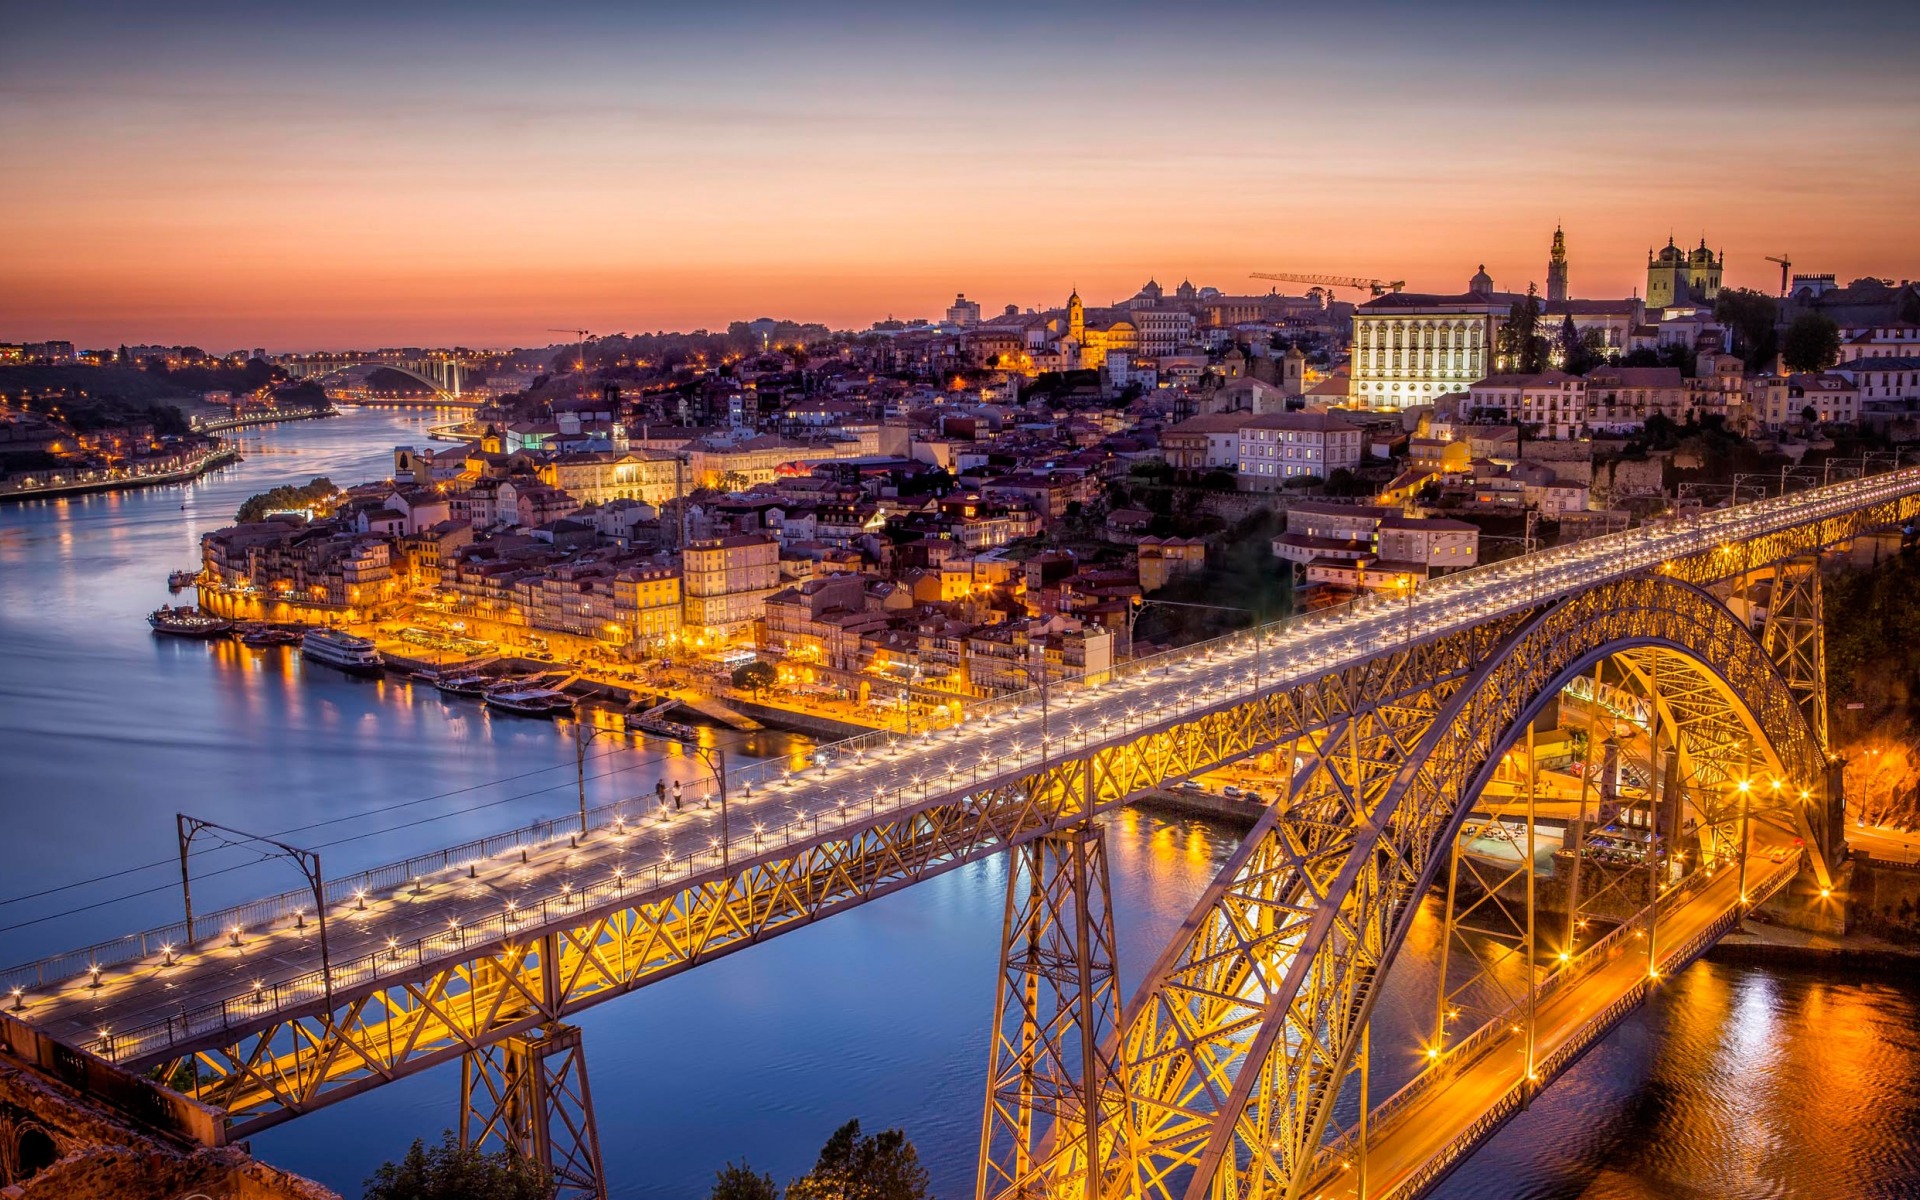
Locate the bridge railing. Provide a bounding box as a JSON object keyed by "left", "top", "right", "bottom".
{"left": 87, "top": 780, "right": 1057, "bottom": 1064}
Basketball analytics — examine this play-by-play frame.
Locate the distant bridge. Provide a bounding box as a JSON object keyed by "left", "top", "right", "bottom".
{"left": 276, "top": 352, "right": 474, "bottom": 399}
{"left": 5, "top": 469, "right": 1917, "bottom": 1199}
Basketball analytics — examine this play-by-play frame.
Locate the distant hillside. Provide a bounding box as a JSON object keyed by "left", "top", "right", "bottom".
{"left": 0, "top": 365, "right": 201, "bottom": 403}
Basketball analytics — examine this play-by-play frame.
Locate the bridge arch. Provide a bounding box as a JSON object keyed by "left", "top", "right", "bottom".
{"left": 1106, "top": 572, "right": 1835, "bottom": 1200}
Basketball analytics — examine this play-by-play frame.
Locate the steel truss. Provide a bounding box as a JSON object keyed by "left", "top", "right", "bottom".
{"left": 1056, "top": 574, "right": 1832, "bottom": 1200}
{"left": 978, "top": 809, "right": 1122, "bottom": 1200}
{"left": 101, "top": 499, "right": 1874, "bottom": 1171}
{"left": 1760, "top": 555, "right": 1828, "bottom": 749}
{"left": 460, "top": 1022, "right": 604, "bottom": 1200}
{"left": 149, "top": 630, "right": 1503, "bottom": 1138}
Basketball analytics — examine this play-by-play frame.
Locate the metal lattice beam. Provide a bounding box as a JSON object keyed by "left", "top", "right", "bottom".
{"left": 978, "top": 808, "right": 1122, "bottom": 1200}
{"left": 1761, "top": 555, "right": 1828, "bottom": 749}
{"left": 1082, "top": 574, "right": 1833, "bottom": 1200}
{"left": 460, "top": 1022, "right": 604, "bottom": 1200}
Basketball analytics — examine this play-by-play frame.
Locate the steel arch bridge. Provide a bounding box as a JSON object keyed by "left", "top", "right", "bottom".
{"left": 1015, "top": 573, "right": 1830, "bottom": 1200}
{"left": 4, "top": 469, "right": 1917, "bottom": 1200}
{"left": 277, "top": 353, "right": 472, "bottom": 398}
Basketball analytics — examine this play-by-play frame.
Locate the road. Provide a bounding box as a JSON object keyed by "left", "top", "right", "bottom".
{"left": 8, "top": 467, "right": 1918, "bottom": 1071}
{"left": 1301, "top": 845, "right": 1801, "bottom": 1200}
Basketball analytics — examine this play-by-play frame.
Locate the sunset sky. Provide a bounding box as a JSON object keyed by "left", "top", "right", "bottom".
{"left": 4, "top": 0, "right": 1918, "bottom": 351}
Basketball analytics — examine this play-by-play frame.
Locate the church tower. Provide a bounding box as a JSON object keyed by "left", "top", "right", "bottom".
{"left": 1547, "top": 226, "right": 1569, "bottom": 302}
{"left": 1647, "top": 237, "right": 1686, "bottom": 308}
{"left": 1068, "top": 288, "right": 1086, "bottom": 344}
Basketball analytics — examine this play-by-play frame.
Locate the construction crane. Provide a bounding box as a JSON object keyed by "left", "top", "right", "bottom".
{"left": 1250, "top": 271, "right": 1406, "bottom": 297}
{"left": 1764, "top": 255, "right": 1792, "bottom": 297}
{"left": 546, "top": 328, "right": 592, "bottom": 373}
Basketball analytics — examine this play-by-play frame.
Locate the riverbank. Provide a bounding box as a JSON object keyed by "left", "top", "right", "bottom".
{"left": 1706, "top": 919, "right": 1920, "bottom": 969}
{"left": 0, "top": 446, "right": 238, "bottom": 503}
{"left": 192, "top": 408, "right": 335, "bottom": 434}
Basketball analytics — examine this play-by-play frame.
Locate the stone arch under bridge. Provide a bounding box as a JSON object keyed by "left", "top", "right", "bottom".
{"left": 1000, "top": 572, "right": 1835, "bottom": 1200}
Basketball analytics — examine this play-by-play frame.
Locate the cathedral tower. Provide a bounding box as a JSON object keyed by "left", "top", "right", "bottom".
{"left": 1547, "top": 226, "right": 1569, "bottom": 302}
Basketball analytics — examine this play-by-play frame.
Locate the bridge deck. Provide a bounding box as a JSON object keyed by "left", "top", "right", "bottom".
{"left": 6, "top": 469, "right": 1915, "bottom": 1071}
{"left": 1302, "top": 847, "right": 1801, "bottom": 1200}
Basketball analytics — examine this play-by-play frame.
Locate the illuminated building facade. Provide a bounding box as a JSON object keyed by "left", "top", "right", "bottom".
{"left": 1646, "top": 237, "right": 1724, "bottom": 307}
{"left": 1349, "top": 267, "right": 1513, "bottom": 410}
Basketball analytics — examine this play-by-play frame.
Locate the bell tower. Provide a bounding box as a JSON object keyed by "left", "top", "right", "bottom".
{"left": 1547, "top": 226, "right": 1569, "bottom": 302}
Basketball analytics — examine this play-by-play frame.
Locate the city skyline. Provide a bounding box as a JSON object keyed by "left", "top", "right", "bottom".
{"left": 5, "top": 0, "right": 1920, "bottom": 349}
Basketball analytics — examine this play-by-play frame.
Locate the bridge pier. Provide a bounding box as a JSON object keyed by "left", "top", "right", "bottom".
{"left": 459, "top": 1022, "right": 604, "bottom": 1200}
{"left": 977, "top": 808, "right": 1119, "bottom": 1200}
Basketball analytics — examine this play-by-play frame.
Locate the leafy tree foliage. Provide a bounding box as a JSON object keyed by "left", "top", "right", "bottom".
{"left": 1782, "top": 313, "right": 1842, "bottom": 372}
{"left": 710, "top": 1161, "right": 780, "bottom": 1200}
{"left": 1714, "top": 287, "right": 1781, "bottom": 367}
{"left": 362, "top": 1132, "right": 552, "bottom": 1200}
{"left": 1556, "top": 316, "right": 1612, "bottom": 375}
{"left": 732, "top": 660, "right": 778, "bottom": 695}
{"left": 234, "top": 476, "right": 338, "bottom": 523}
{"left": 1497, "top": 284, "right": 1548, "bottom": 373}
{"left": 785, "top": 1119, "right": 930, "bottom": 1200}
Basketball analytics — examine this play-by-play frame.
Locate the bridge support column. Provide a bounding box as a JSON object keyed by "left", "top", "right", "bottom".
{"left": 459, "top": 1022, "right": 605, "bottom": 1200}
{"left": 977, "top": 813, "right": 1120, "bottom": 1200}
{"left": 1760, "top": 555, "right": 1827, "bottom": 750}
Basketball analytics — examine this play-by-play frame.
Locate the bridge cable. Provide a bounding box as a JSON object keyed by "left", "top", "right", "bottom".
{"left": 0, "top": 748, "right": 691, "bottom": 938}
{"left": 0, "top": 737, "right": 679, "bottom": 921}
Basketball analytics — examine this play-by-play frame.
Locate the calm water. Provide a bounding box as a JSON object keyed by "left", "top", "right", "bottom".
{"left": 0, "top": 409, "right": 1915, "bottom": 1199}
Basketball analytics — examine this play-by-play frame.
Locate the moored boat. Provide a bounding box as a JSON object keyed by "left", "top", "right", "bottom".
{"left": 485, "top": 687, "right": 575, "bottom": 718}
{"left": 625, "top": 707, "right": 699, "bottom": 741}
{"left": 239, "top": 626, "right": 301, "bottom": 648}
{"left": 148, "top": 606, "right": 232, "bottom": 638}
{"left": 166, "top": 569, "right": 200, "bottom": 592}
{"left": 300, "top": 628, "right": 384, "bottom": 675}
{"left": 434, "top": 672, "right": 492, "bottom": 697}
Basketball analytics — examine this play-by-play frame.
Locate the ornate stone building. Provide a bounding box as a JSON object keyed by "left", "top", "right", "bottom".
{"left": 1646, "top": 237, "right": 1723, "bottom": 308}
{"left": 1349, "top": 267, "right": 1516, "bottom": 410}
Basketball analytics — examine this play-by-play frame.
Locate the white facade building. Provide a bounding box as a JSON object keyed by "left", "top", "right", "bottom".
{"left": 1234, "top": 412, "right": 1364, "bottom": 489}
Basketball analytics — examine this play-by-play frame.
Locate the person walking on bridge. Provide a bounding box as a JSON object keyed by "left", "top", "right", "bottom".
{"left": 672, "top": 779, "right": 683, "bottom": 811}
{"left": 655, "top": 779, "right": 668, "bottom": 812}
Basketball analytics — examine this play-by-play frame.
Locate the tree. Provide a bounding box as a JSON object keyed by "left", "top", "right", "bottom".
{"left": 786, "top": 1119, "right": 929, "bottom": 1200}
{"left": 362, "top": 1132, "right": 552, "bottom": 1200}
{"left": 1324, "top": 467, "right": 1366, "bottom": 497}
{"left": 711, "top": 1161, "right": 779, "bottom": 1200}
{"left": 1557, "top": 319, "right": 1610, "bottom": 376}
{"left": 1782, "top": 313, "right": 1841, "bottom": 372}
{"left": 732, "top": 660, "right": 777, "bottom": 696}
{"left": 1714, "top": 287, "right": 1781, "bottom": 368}
{"left": 1497, "top": 284, "right": 1548, "bottom": 374}
{"left": 1802, "top": 404, "right": 1820, "bottom": 425}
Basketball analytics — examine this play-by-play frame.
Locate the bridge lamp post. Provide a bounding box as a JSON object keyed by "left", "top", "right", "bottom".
{"left": 664, "top": 731, "right": 729, "bottom": 867}
{"left": 1128, "top": 595, "right": 1261, "bottom": 684}
{"left": 567, "top": 720, "right": 621, "bottom": 839}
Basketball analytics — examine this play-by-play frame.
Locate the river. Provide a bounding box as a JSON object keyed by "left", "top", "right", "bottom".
{"left": 0, "top": 408, "right": 1914, "bottom": 1199}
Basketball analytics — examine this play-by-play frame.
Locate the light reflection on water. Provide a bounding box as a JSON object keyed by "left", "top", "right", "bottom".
{"left": 2, "top": 411, "right": 1916, "bottom": 1199}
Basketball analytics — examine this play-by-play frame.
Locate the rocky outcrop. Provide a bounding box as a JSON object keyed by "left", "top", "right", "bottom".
{"left": 0, "top": 1057, "right": 337, "bottom": 1200}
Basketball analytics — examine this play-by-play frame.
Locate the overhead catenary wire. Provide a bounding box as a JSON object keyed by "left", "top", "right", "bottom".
{"left": 0, "top": 751, "right": 668, "bottom": 938}
{"left": 0, "top": 736, "right": 708, "bottom": 934}
{"left": 0, "top": 738, "right": 643, "bottom": 910}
